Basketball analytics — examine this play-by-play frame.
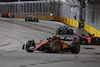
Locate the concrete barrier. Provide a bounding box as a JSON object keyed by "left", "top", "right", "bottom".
{"left": 84, "top": 22, "right": 100, "bottom": 37}
{"left": 52, "top": 16, "right": 79, "bottom": 28}
{"left": 0, "top": 15, "right": 79, "bottom": 28}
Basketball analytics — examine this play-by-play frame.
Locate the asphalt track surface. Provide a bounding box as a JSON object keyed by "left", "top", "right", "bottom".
{"left": 0, "top": 18, "right": 100, "bottom": 67}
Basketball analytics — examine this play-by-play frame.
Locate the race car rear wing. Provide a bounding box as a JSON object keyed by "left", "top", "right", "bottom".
{"left": 60, "top": 37, "right": 75, "bottom": 41}
{"left": 82, "top": 34, "right": 94, "bottom": 36}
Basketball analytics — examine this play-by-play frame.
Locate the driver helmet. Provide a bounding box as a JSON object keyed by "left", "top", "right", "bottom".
{"left": 53, "top": 34, "right": 57, "bottom": 38}
{"left": 64, "top": 26, "right": 66, "bottom": 27}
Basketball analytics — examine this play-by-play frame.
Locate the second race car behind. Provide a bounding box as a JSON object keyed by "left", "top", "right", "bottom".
{"left": 56, "top": 26, "right": 73, "bottom": 35}
{"left": 25, "top": 15, "right": 39, "bottom": 22}
{"left": 78, "top": 34, "right": 100, "bottom": 45}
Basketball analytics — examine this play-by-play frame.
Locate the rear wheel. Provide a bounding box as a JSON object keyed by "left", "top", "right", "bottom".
{"left": 12, "top": 15, "right": 14, "bottom": 18}
{"left": 25, "top": 17, "right": 27, "bottom": 21}
{"left": 71, "top": 42, "right": 80, "bottom": 53}
{"left": 95, "top": 37, "right": 100, "bottom": 44}
{"left": 78, "top": 36, "right": 82, "bottom": 44}
{"left": 35, "top": 18, "right": 39, "bottom": 22}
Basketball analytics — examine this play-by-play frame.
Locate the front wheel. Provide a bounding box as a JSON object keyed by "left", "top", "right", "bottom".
{"left": 25, "top": 40, "right": 35, "bottom": 52}
{"left": 55, "top": 45, "right": 61, "bottom": 53}
{"left": 51, "top": 42, "right": 61, "bottom": 53}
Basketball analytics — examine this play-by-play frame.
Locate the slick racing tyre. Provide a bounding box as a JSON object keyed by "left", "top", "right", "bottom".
{"left": 26, "top": 40, "right": 35, "bottom": 52}
{"left": 78, "top": 36, "right": 82, "bottom": 44}
{"left": 12, "top": 15, "right": 14, "bottom": 18}
{"left": 71, "top": 42, "right": 80, "bottom": 53}
{"left": 95, "top": 37, "right": 100, "bottom": 44}
{"left": 36, "top": 18, "right": 39, "bottom": 22}
{"left": 51, "top": 42, "right": 61, "bottom": 53}
{"left": 25, "top": 17, "right": 27, "bottom": 21}
{"left": 68, "top": 29, "right": 73, "bottom": 35}
{"left": 55, "top": 44, "right": 61, "bottom": 53}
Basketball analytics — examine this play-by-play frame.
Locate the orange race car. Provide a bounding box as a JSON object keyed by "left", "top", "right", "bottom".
{"left": 22, "top": 36, "right": 80, "bottom": 54}
{"left": 78, "top": 34, "right": 100, "bottom": 45}
{"left": 2, "top": 13, "right": 14, "bottom": 18}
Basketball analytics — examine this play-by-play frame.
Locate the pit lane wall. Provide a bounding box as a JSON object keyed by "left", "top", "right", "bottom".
{"left": 84, "top": 22, "right": 100, "bottom": 37}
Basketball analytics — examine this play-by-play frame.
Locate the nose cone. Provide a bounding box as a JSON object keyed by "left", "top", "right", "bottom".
{"left": 35, "top": 47, "right": 38, "bottom": 50}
